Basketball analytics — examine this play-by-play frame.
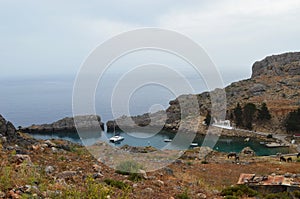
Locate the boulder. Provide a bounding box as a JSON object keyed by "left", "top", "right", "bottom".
{"left": 57, "top": 171, "right": 77, "bottom": 179}
{"left": 45, "top": 166, "right": 55, "bottom": 174}
{"left": 240, "top": 147, "right": 255, "bottom": 156}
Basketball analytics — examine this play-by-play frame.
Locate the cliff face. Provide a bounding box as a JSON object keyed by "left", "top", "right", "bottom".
{"left": 0, "top": 114, "right": 36, "bottom": 147}
{"left": 0, "top": 114, "right": 16, "bottom": 138}
{"left": 107, "top": 52, "right": 300, "bottom": 134}
{"left": 251, "top": 52, "right": 300, "bottom": 78}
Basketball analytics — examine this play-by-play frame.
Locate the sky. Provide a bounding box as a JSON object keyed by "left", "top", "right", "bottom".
{"left": 1, "top": 0, "right": 300, "bottom": 84}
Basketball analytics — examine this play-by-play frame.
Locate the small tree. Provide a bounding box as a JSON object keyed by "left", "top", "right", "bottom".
{"left": 243, "top": 103, "right": 257, "bottom": 130}
{"left": 204, "top": 112, "right": 212, "bottom": 126}
{"left": 233, "top": 103, "right": 243, "bottom": 127}
{"left": 258, "top": 102, "right": 271, "bottom": 121}
{"left": 285, "top": 108, "right": 300, "bottom": 133}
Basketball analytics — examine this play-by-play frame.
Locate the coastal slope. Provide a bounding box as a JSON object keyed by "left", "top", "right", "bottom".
{"left": 107, "top": 52, "right": 300, "bottom": 134}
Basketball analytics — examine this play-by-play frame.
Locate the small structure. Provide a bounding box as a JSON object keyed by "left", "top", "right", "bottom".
{"left": 237, "top": 173, "right": 300, "bottom": 193}
{"left": 265, "top": 142, "right": 289, "bottom": 148}
{"left": 212, "top": 119, "right": 233, "bottom": 130}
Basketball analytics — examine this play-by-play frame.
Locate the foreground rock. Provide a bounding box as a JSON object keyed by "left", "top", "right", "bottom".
{"left": 0, "top": 114, "right": 17, "bottom": 139}
{"left": 0, "top": 114, "right": 35, "bottom": 147}
{"left": 22, "top": 115, "right": 104, "bottom": 133}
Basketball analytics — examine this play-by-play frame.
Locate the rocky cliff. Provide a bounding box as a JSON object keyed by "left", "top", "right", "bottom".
{"left": 0, "top": 114, "right": 35, "bottom": 147}
{"left": 0, "top": 114, "right": 17, "bottom": 139}
{"left": 107, "top": 52, "right": 300, "bottom": 134}
{"left": 23, "top": 115, "right": 104, "bottom": 133}
{"left": 252, "top": 52, "right": 300, "bottom": 78}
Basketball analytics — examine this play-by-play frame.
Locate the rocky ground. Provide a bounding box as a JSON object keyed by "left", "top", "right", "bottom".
{"left": 1, "top": 133, "right": 300, "bottom": 199}
{"left": 1, "top": 114, "right": 300, "bottom": 199}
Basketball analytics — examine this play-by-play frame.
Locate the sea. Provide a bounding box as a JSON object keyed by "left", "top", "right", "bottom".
{"left": 0, "top": 74, "right": 290, "bottom": 156}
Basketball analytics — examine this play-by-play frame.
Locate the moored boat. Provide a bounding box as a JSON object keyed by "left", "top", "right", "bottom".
{"left": 109, "top": 135, "right": 124, "bottom": 143}
{"left": 190, "top": 143, "right": 198, "bottom": 147}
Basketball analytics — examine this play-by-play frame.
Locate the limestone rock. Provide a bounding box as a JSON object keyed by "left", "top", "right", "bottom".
{"left": 252, "top": 52, "right": 300, "bottom": 78}
{"left": 23, "top": 115, "right": 104, "bottom": 133}
{"left": 57, "top": 171, "right": 77, "bottom": 179}
{"left": 45, "top": 166, "right": 55, "bottom": 174}
{"left": 0, "top": 115, "right": 17, "bottom": 139}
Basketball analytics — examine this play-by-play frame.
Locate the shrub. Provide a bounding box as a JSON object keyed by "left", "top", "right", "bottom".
{"left": 61, "top": 177, "right": 111, "bottom": 199}
{"left": 201, "top": 160, "right": 208, "bottom": 164}
{"left": 264, "top": 192, "right": 290, "bottom": 199}
{"left": 267, "top": 134, "right": 273, "bottom": 139}
{"left": 221, "top": 185, "right": 258, "bottom": 197}
{"left": 176, "top": 189, "right": 190, "bottom": 199}
{"left": 293, "top": 190, "right": 300, "bottom": 198}
{"left": 0, "top": 166, "right": 13, "bottom": 190}
{"left": 285, "top": 108, "right": 300, "bottom": 133}
{"left": 116, "top": 160, "right": 143, "bottom": 174}
{"left": 104, "top": 178, "right": 129, "bottom": 190}
{"left": 128, "top": 173, "right": 143, "bottom": 182}
{"left": 186, "top": 161, "right": 193, "bottom": 166}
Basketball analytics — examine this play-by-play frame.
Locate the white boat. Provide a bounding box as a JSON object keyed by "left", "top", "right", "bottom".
{"left": 109, "top": 135, "right": 124, "bottom": 143}
{"left": 164, "top": 139, "right": 172, "bottom": 142}
{"left": 244, "top": 138, "right": 250, "bottom": 142}
{"left": 190, "top": 143, "right": 198, "bottom": 147}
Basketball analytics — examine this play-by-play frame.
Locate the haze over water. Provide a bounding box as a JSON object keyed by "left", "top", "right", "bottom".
{"left": 0, "top": 73, "right": 207, "bottom": 127}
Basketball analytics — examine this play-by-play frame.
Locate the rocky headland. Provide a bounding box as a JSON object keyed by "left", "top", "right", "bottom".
{"left": 107, "top": 52, "right": 300, "bottom": 135}
{"left": 22, "top": 115, "right": 104, "bottom": 133}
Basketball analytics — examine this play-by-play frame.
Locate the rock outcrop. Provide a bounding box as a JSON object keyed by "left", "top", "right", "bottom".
{"left": 23, "top": 115, "right": 104, "bottom": 133}
{"left": 107, "top": 52, "right": 300, "bottom": 134}
{"left": 251, "top": 52, "right": 300, "bottom": 78}
{"left": 0, "top": 114, "right": 35, "bottom": 147}
{"left": 0, "top": 114, "right": 17, "bottom": 139}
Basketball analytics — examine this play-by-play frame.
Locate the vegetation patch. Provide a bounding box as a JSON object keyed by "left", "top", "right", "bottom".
{"left": 221, "top": 185, "right": 258, "bottom": 198}
{"left": 176, "top": 189, "right": 190, "bottom": 199}
{"left": 115, "top": 160, "right": 143, "bottom": 174}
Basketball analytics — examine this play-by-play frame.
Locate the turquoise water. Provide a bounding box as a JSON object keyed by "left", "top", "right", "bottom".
{"left": 29, "top": 130, "right": 290, "bottom": 156}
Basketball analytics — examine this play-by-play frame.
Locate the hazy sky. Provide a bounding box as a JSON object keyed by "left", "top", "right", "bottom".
{"left": 1, "top": 0, "right": 300, "bottom": 83}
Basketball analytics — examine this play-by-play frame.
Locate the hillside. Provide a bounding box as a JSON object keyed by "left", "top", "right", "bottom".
{"left": 1, "top": 114, "right": 300, "bottom": 198}
{"left": 107, "top": 52, "right": 300, "bottom": 134}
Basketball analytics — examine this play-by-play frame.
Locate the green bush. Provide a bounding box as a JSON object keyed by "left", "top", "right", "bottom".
{"left": 128, "top": 173, "right": 143, "bottom": 182}
{"left": 104, "top": 178, "right": 129, "bottom": 190}
{"left": 176, "top": 189, "right": 190, "bottom": 199}
{"left": 264, "top": 192, "right": 290, "bottom": 199}
{"left": 221, "top": 185, "right": 258, "bottom": 197}
{"left": 116, "top": 160, "right": 143, "bottom": 174}
{"left": 0, "top": 166, "right": 13, "bottom": 190}
{"left": 55, "top": 176, "right": 111, "bottom": 199}
{"left": 186, "top": 162, "right": 193, "bottom": 166}
{"left": 293, "top": 190, "right": 300, "bottom": 198}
